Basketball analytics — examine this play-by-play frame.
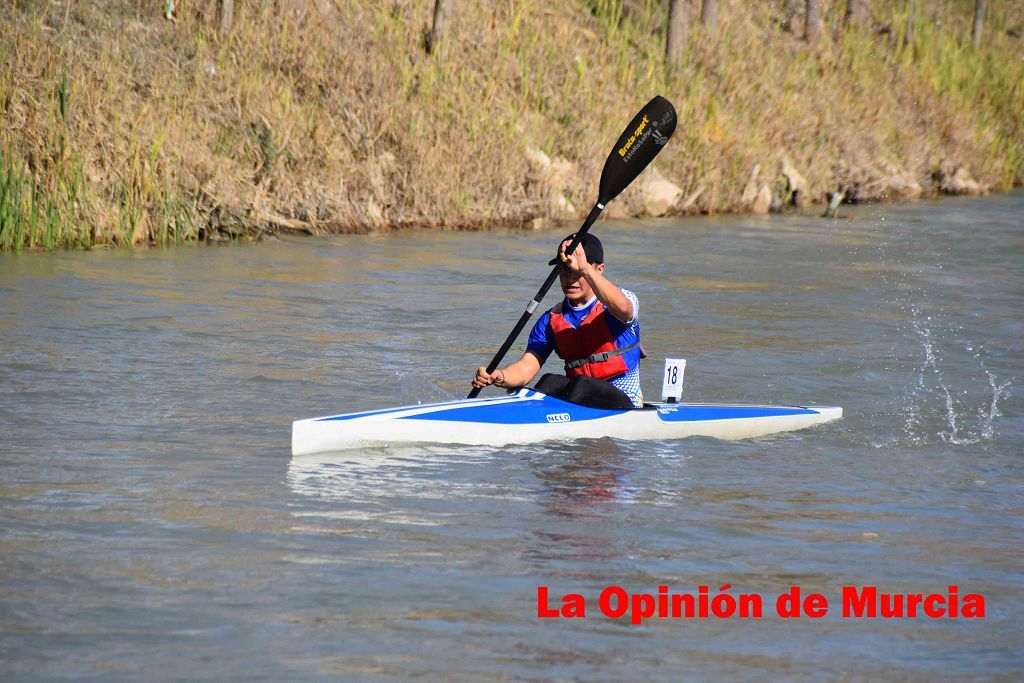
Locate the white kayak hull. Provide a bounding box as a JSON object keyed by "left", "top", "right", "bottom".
{"left": 291, "top": 389, "right": 842, "bottom": 455}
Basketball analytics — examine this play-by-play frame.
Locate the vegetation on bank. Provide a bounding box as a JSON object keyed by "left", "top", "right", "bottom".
{"left": 0, "top": 0, "right": 1021, "bottom": 250}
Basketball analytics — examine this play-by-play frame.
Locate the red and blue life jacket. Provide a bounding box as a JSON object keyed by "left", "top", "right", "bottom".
{"left": 549, "top": 300, "right": 645, "bottom": 380}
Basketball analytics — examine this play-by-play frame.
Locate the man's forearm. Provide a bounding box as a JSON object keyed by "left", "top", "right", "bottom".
{"left": 496, "top": 354, "right": 541, "bottom": 387}
{"left": 584, "top": 270, "right": 633, "bottom": 322}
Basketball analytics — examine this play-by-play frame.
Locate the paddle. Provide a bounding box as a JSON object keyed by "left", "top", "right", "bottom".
{"left": 468, "top": 95, "right": 677, "bottom": 399}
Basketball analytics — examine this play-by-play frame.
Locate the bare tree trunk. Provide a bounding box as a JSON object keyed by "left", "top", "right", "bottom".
{"left": 804, "top": 0, "right": 820, "bottom": 42}
{"left": 845, "top": 0, "right": 871, "bottom": 29}
{"left": 666, "top": 0, "right": 689, "bottom": 63}
{"left": 219, "top": 0, "right": 234, "bottom": 35}
{"left": 701, "top": 0, "right": 717, "bottom": 35}
{"left": 972, "top": 0, "right": 986, "bottom": 48}
{"left": 426, "top": 0, "right": 453, "bottom": 56}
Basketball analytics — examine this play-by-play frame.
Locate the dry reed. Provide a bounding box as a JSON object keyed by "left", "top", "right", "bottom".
{"left": 0, "top": 0, "right": 1020, "bottom": 250}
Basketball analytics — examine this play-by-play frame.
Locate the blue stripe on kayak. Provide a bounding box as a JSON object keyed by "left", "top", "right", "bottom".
{"left": 401, "top": 395, "right": 629, "bottom": 425}
{"left": 316, "top": 405, "right": 421, "bottom": 422}
{"left": 656, "top": 405, "right": 816, "bottom": 422}
{"left": 406, "top": 402, "right": 816, "bottom": 425}
{"left": 314, "top": 394, "right": 525, "bottom": 422}
{"left": 315, "top": 392, "right": 821, "bottom": 425}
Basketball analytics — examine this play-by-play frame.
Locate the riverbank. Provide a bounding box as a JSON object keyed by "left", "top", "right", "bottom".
{"left": 1, "top": 0, "right": 1021, "bottom": 250}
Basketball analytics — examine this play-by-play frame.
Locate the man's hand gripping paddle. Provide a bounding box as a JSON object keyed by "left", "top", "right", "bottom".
{"left": 468, "top": 95, "right": 677, "bottom": 398}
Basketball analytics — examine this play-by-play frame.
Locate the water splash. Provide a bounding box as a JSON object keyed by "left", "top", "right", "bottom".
{"left": 976, "top": 354, "right": 1012, "bottom": 443}
{"left": 901, "top": 307, "right": 1011, "bottom": 446}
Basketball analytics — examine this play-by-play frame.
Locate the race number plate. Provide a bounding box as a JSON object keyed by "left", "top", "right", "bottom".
{"left": 661, "top": 358, "right": 686, "bottom": 403}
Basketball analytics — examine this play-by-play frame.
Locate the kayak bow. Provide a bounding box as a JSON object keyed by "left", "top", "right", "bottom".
{"left": 291, "top": 389, "right": 842, "bottom": 455}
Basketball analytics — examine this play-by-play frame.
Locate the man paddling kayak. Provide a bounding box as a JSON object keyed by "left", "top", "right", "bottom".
{"left": 472, "top": 233, "right": 645, "bottom": 409}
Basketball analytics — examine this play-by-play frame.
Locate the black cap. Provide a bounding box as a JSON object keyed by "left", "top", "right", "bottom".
{"left": 548, "top": 233, "right": 604, "bottom": 266}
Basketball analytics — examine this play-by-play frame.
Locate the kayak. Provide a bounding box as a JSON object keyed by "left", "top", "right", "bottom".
{"left": 290, "top": 388, "right": 842, "bottom": 455}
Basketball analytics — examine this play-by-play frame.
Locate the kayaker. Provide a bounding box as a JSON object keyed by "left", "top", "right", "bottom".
{"left": 472, "top": 233, "right": 644, "bottom": 409}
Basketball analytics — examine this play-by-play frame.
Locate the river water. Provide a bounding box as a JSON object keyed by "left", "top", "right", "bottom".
{"left": 1, "top": 194, "right": 1021, "bottom": 681}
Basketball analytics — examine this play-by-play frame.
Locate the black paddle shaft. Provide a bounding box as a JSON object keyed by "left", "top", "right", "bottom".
{"left": 467, "top": 204, "right": 603, "bottom": 399}
{"left": 467, "top": 96, "right": 677, "bottom": 399}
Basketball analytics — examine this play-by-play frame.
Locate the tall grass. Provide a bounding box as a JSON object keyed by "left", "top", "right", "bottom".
{"left": 900, "top": 7, "right": 1024, "bottom": 186}
{"left": 0, "top": 0, "right": 1020, "bottom": 251}
{"left": 0, "top": 145, "right": 87, "bottom": 251}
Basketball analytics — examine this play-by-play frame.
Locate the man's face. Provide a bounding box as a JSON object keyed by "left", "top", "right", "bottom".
{"left": 558, "top": 260, "right": 605, "bottom": 302}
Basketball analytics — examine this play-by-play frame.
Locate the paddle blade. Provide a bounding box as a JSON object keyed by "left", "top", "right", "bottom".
{"left": 598, "top": 95, "right": 677, "bottom": 205}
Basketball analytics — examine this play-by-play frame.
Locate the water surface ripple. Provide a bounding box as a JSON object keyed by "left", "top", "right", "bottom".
{"left": 1, "top": 194, "right": 1022, "bottom": 681}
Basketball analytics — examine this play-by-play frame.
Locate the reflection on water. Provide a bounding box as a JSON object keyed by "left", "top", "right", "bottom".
{"left": 288, "top": 447, "right": 491, "bottom": 526}
{"left": 1, "top": 194, "right": 1022, "bottom": 680}
{"left": 530, "top": 440, "right": 634, "bottom": 513}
